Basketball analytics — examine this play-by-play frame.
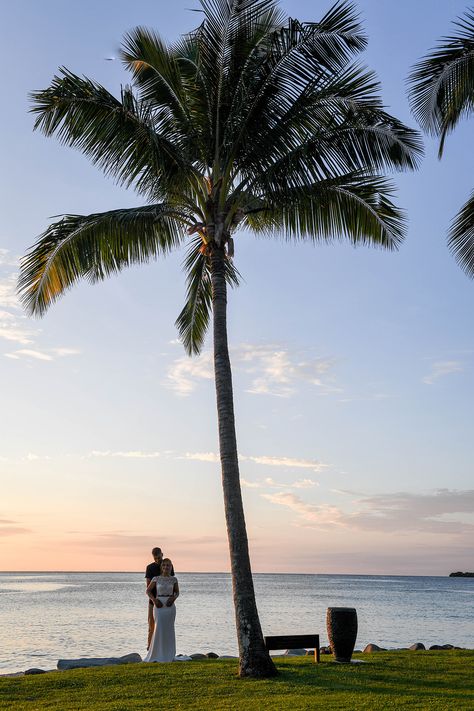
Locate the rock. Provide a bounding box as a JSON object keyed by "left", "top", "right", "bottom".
{"left": 206, "top": 652, "right": 219, "bottom": 658}
{"left": 190, "top": 653, "right": 207, "bottom": 660}
{"left": 0, "top": 672, "right": 24, "bottom": 678}
{"left": 429, "top": 644, "right": 454, "bottom": 650}
{"left": 363, "top": 643, "right": 387, "bottom": 653}
{"left": 57, "top": 653, "right": 142, "bottom": 670}
{"left": 25, "top": 668, "right": 47, "bottom": 675}
{"left": 284, "top": 648, "right": 307, "bottom": 656}
{"left": 409, "top": 643, "right": 425, "bottom": 651}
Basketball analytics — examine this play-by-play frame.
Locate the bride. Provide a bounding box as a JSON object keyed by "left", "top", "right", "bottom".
{"left": 144, "top": 558, "right": 179, "bottom": 662}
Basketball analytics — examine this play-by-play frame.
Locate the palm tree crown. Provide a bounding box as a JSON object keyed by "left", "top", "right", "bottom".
{"left": 21, "top": 0, "right": 421, "bottom": 339}
{"left": 20, "top": 0, "right": 421, "bottom": 678}
{"left": 408, "top": 8, "right": 474, "bottom": 277}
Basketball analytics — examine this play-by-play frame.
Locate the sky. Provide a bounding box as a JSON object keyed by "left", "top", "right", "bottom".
{"left": 0, "top": 0, "right": 473, "bottom": 575}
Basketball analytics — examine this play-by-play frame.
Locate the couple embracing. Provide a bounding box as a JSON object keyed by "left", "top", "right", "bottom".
{"left": 144, "top": 547, "right": 179, "bottom": 663}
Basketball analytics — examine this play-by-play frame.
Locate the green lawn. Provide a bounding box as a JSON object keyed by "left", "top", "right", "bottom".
{"left": 1, "top": 651, "right": 473, "bottom": 710}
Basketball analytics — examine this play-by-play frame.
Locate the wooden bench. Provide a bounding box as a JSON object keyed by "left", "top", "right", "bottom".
{"left": 264, "top": 634, "right": 320, "bottom": 663}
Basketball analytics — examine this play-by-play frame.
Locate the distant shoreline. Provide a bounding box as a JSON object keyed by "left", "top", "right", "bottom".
{"left": 449, "top": 572, "right": 474, "bottom": 577}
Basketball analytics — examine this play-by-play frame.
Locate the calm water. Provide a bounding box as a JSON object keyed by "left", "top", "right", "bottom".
{"left": 0, "top": 572, "right": 473, "bottom": 673}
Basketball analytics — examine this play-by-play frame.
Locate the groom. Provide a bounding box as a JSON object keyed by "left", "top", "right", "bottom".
{"left": 145, "top": 546, "right": 174, "bottom": 648}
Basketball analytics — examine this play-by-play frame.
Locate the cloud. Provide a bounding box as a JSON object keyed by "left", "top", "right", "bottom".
{"left": 0, "top": 312, "right": 36, "bottom": 346}
{"left": 0, "top": 515, "right": 31, "bottom": 537}
{"left": 345, "top": 489, "right": 474, "bottom": 535}
{"left": 90, "top": 450, "right": 162, "bottom": 459}
{"left": 166, "top": 343, "right": 340, "bottom": 397}
{"left": 0, "top": 272, "right": 38, "bottom": 346}
{"left": 173, "top": 536, "right": 223, "bottom": 545}
{"left": 183, "top": 452, "right": 220, "bottom": 463}
{"left": 0, "top": 249, "right": 18, "bottom": 267}
{"left": 356, "top": 488, "right": 474, "bottom": 518}
{"left": 4, "top": 347, "right": 81, "bottom": 361}
{"left": 183, "top": 451, "right": 327, "bottom": 474}
{"left": 262, "top": 476, "right": 319, "bottom": 489}
{"left": 263, "top": 492, "right": 343, "bottom": 526}
{"left": 246, "top": 455, "right": 326, "bottom": 472}
{"left": 28, "top": 448, "right": 326, "bottom": 487}
{"left": 237, "top": 344, "right": 339, "bottom": 397}
{"left": 166, "top": 352, "right": 213, "bottom": 395}
{"left": 290, "top": 478, "right": 319, "bottom": 489}
{"left": 0, "top": 273, "right": 19, "bottom": 309}
{"left": 241, "top": 478, "right": 262, "bottom": 489}
{"left": 423, "top": 361, "right": 463, "bottom": 385}
{"left": 6, "top": 348, "right": 53, "bottom": 361}
{"left": 64, "top": 531, "right": 225, "bottom": 555}
{"left": 0, "top": 261, "right": 80, "bottom": 355}
{"left": 0, "top": 526, "right": 31, "bottom": 536}
{"left": 70, "top": 532, "right": 163, "bottom": 550}
{"left": 51, "top": 348, "right": 81, "bottom": 357}
{"left": 263, "top": 487, "right": 474, "bottom": 535}
{"left": 243, "top": 348, "right": 296, "bottom": 397}
{"left": 241, "top": 476, "right": 319, "bottom": 490}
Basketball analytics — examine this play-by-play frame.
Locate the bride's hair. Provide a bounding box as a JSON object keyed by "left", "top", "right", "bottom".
{"left": 161, "top": 558, "right": 173, "bottom": 568}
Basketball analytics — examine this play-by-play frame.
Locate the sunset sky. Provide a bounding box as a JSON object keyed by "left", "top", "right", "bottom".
{"left": 0, "top": 0, "right": 473, "bottom": 574}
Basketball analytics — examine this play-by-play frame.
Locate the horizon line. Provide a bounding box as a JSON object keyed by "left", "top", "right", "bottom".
{"left": 0, "top": 570, "right": 452, "bottom": 577}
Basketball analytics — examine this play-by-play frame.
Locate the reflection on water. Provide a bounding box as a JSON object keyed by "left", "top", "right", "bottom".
{"left": 0, "top": 582, "right": 76, "bottom": 593}
{"left": 0, "top": 572, "right": 473, "bottom": 674}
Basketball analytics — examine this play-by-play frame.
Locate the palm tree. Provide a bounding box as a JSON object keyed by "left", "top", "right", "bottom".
{"left": 408, "top": 8, "right": 474, "bottom": 277}
{"left": 19, "top": 0, "right": 421, "bottom": 677}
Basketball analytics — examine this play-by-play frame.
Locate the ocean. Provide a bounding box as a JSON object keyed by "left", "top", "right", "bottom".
{"left": 0, "top": 572, "right": 473, "bottom": 674}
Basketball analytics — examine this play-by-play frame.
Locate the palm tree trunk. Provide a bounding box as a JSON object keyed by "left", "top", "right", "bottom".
{"left": 210, "top": 246, "right": 277, "bottom": 678}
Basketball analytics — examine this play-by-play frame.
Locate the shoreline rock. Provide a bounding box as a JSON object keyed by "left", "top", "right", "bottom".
{"left": 363, "top": 643, "right": 387, "bottom": 653}
{"left": 57, "top": 653, "right": 142, "bottom": 670}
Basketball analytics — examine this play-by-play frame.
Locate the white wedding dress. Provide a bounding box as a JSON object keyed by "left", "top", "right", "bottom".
{"left": 144, "top": 575, "right": 177, "bottom": 663}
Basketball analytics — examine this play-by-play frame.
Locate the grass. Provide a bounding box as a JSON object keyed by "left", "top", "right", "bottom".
{"left": 1, "top": 651, "right": 473, "bottom": 710}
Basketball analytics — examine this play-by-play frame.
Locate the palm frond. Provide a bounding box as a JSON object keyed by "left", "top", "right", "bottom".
{"left": 175, "top": 236, "right": 241, "bottom": 354}
{"left": 121, "top": 27, "right": 190, "bottom": 121}
{"left": 220, "top": 2, "right": 368, "bottom": 172}
{"left": 30, "top": 69, "right": 192, "bottom": 199}
{"left": 171, "top": 33, "right": 215, "bottom": 163}
{"left": 19, "top": 205, "right": 188, "bottom": 316}
{"left": 237, "top": 64, "right": 422, "bottom": 189}
{"left": 121, "top": 27, "right": 210, "bottom": 165}
{"left": 408, "top": 8, "right": 474, "bottom": 154}
{"left": 175, "top": 238, "right": 213, "bottom": 355}
{"left": 245, "top": 172, "right": 406, "bottom": 250}
{"left": 448, "top": 191, "right": 474, "bottom": 277}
